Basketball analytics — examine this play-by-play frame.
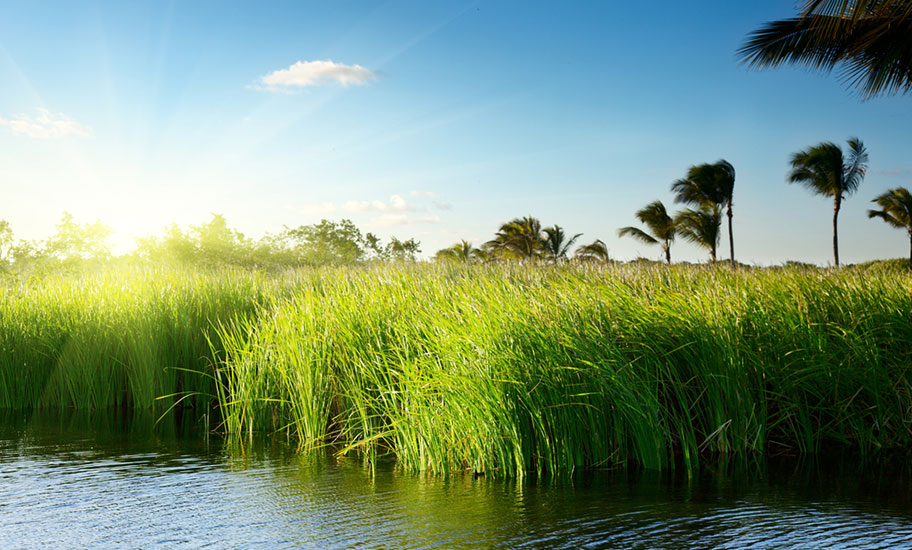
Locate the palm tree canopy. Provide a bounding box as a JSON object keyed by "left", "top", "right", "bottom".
{"left": 434, "top": 240, "right": 476, "bottom": 262}
{"left": 675, "top": 206, "right": 722, "bottom": 253}
{"left": 618, "top": 200, "right": 676, "bottom": 244}
{"left": 486, "top": 216, "right": 544, "bottom": 259}
{"left": 738, "top": 0, "right": 912, "bottom": 97}
{"left": 542, "top": 225, "right": 582, "bottom": 260}
{"left": 787, "top": 137, "right": 868, "bottom": 199}
{"left": 574, "top": 239, "right": 610, "bottom": 263}
{"left": 868, "top": 186, "right": 912, "bottom": 230}
{"left": 671, "top": 160, "right": 736, "bottom": 207}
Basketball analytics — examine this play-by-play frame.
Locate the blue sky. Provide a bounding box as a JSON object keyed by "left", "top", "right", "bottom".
{"left": 1, "top": 0, "right": 911, "bottom": 264}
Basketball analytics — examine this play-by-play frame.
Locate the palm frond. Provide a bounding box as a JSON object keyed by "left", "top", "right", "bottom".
{"left": 739, "top": 0, "right": 912, "bottom": 98}
{"left": 618, "top": 226, "right": 660, "bottom": 245}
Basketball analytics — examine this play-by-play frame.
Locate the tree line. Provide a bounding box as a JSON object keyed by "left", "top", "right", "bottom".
{"left": 0, "top": 215, "right": 421, "bottom": 274}
{"left": 436, "top": 138, "right": 912, "bottom": 269}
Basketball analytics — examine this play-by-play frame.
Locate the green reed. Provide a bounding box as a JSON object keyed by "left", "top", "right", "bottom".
{"left": 209, "top": 263, "right": 912, "bottom": 476}
{"left": 0, "top": 266, "right": 272, "bottom": 415}
{"left": 2, "top": 263, "right": 910, "bottom": 476}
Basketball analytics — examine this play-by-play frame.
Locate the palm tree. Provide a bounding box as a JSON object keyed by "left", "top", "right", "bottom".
{"left": 738, "top": 0, "right": 912, "bottom": 98}
{"left": 787, "top": 137, "right": 868, "bottom": 267}
{"left": 675, "top": 206, "right": 722, "bottom": 262}
{"left": 868, "top": 186, "right": 912, "bottom": 268}
{"left": 435, "top": 240, "right": 478, "bottom": 263}
{"left": 574, "top": 239, "right": 610, "bottom": 263}
{"left": 542, "top": 225, "right": 582, "bottom": 263}
{"left": 486, "top": 216, "right": 544, "bottom": 260}
{"left": 671, "top": 160, "right": 736, "bottom": 266}
{"left": 617, "top": 200, "right": 677, "bottom": 264}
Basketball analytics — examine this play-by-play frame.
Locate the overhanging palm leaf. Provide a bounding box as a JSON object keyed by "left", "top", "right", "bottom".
{"left": 739, "top": 0, "right": 912, "bottom": 98}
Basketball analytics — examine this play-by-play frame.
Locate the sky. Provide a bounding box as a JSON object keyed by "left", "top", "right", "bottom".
{"left": 1, "top": 0, "right": 911, "bottom": 265}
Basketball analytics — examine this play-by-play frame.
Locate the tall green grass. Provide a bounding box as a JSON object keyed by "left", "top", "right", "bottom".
{"left": 2, "top": 263, "right": 911, "bottom": 476}
{"left": 0, "top": 267, "right": 271, "bottom": 415}
{"left": 209, "top": 264, "right": 912, "bottom": 476}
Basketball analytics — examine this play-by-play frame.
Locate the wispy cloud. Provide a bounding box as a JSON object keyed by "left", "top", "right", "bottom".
{"left": 258, "top": 60, "right": 376, "bottom": 92}
{"left": 0, "top": 108, "right": 91, "bottom": 139}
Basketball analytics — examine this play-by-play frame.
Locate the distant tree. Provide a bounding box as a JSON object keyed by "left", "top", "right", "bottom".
{"left": 364, "top": 232, "right": 386, "bottom": 260}
{"left": 868, "top": 186, "right": 912, "bottom": 268}
{"left": 672, "top": 160, "right": 736, "bottom": 266}
{"left": 45, "top": 212, "right": 112, "bottom": 263}
{"left": 787, "top": 137, "right": 868, "bottom": 267}
{"left": 135, "top": 223, "right": 197, "bottom": 264}
{"left": 486, "top": 216, "right": 544, "bottom": 260}
{"left": 675, "top": 206, "right": 722, "bottom": 262}
{"left": 738, "top": 0, "right": 912, "bottom": 98}
{"left": 542, "top": 225, "right": 582, "bottom": 263}
{"left": 284, "top": 219, "right": 366, "bottom": 264}
{"left": 386, "top": 237, "right": 421, "bottom": 261}
{"left": 618, "top": 200, "right": 677, "bottom": 264}
{"left": 574, "top": 239, "right": 610, "bottom": 263}
{"left": 191, "top": 214, "right": 251, "bottom": 264}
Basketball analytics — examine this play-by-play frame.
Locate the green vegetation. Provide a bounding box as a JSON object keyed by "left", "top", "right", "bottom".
{"left": 2, "top": 263, "right": 910, "bottom": 477}
{"left": 739, "top": 0, "right": 912, "bottom": 98}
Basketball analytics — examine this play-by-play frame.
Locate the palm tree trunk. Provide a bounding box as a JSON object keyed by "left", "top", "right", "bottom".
{"left": 664, "top": 242, "right": 671, "bottom": 265}
{"left": 833, "top": 196, "right": 841, "bottom": 267}
{"left": 908, "top": 231, "right": 912, "bottom": 270}
{"left": 727, "top": 202, "right": 735, "bottom": 268}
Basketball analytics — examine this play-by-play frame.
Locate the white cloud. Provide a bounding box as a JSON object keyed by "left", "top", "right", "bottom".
{"left": 432, "top": 201, "right": 453, "bottom": 211}
{"left": 0, "top": 108, "right": 91, "bottom": 139}
{"left": 258, "top": 60, "right": 376, "bottom": 91}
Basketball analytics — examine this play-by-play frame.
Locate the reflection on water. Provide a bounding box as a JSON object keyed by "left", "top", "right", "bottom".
{"left": 1, "top": 412, "right": 911, "bottom": 549}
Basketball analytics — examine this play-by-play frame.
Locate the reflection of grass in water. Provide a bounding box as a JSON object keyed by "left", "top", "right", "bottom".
{"left": 2, "top": 264, "right": 912, "bottom": 476}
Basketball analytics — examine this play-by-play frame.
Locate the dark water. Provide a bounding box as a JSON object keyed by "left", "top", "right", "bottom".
{"left": 2, "top": 415, "right": 912, "bottom": 549}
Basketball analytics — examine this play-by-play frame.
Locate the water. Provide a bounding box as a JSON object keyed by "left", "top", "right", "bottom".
{"left": 2, "top": 415, "right": 912, "bottom": 549}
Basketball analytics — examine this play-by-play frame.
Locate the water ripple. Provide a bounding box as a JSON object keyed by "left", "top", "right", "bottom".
{"left": 1, "top": 423, "right": 912, "bottom": 549}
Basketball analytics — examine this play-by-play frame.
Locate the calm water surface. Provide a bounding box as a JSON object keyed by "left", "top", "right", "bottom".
{"left": 2, "top": 414, "right": 912, "bottom": 549}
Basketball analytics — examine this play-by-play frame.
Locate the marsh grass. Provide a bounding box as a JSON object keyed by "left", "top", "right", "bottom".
{"left": 2, "top": 263, "right": 910, "bottom": 476}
